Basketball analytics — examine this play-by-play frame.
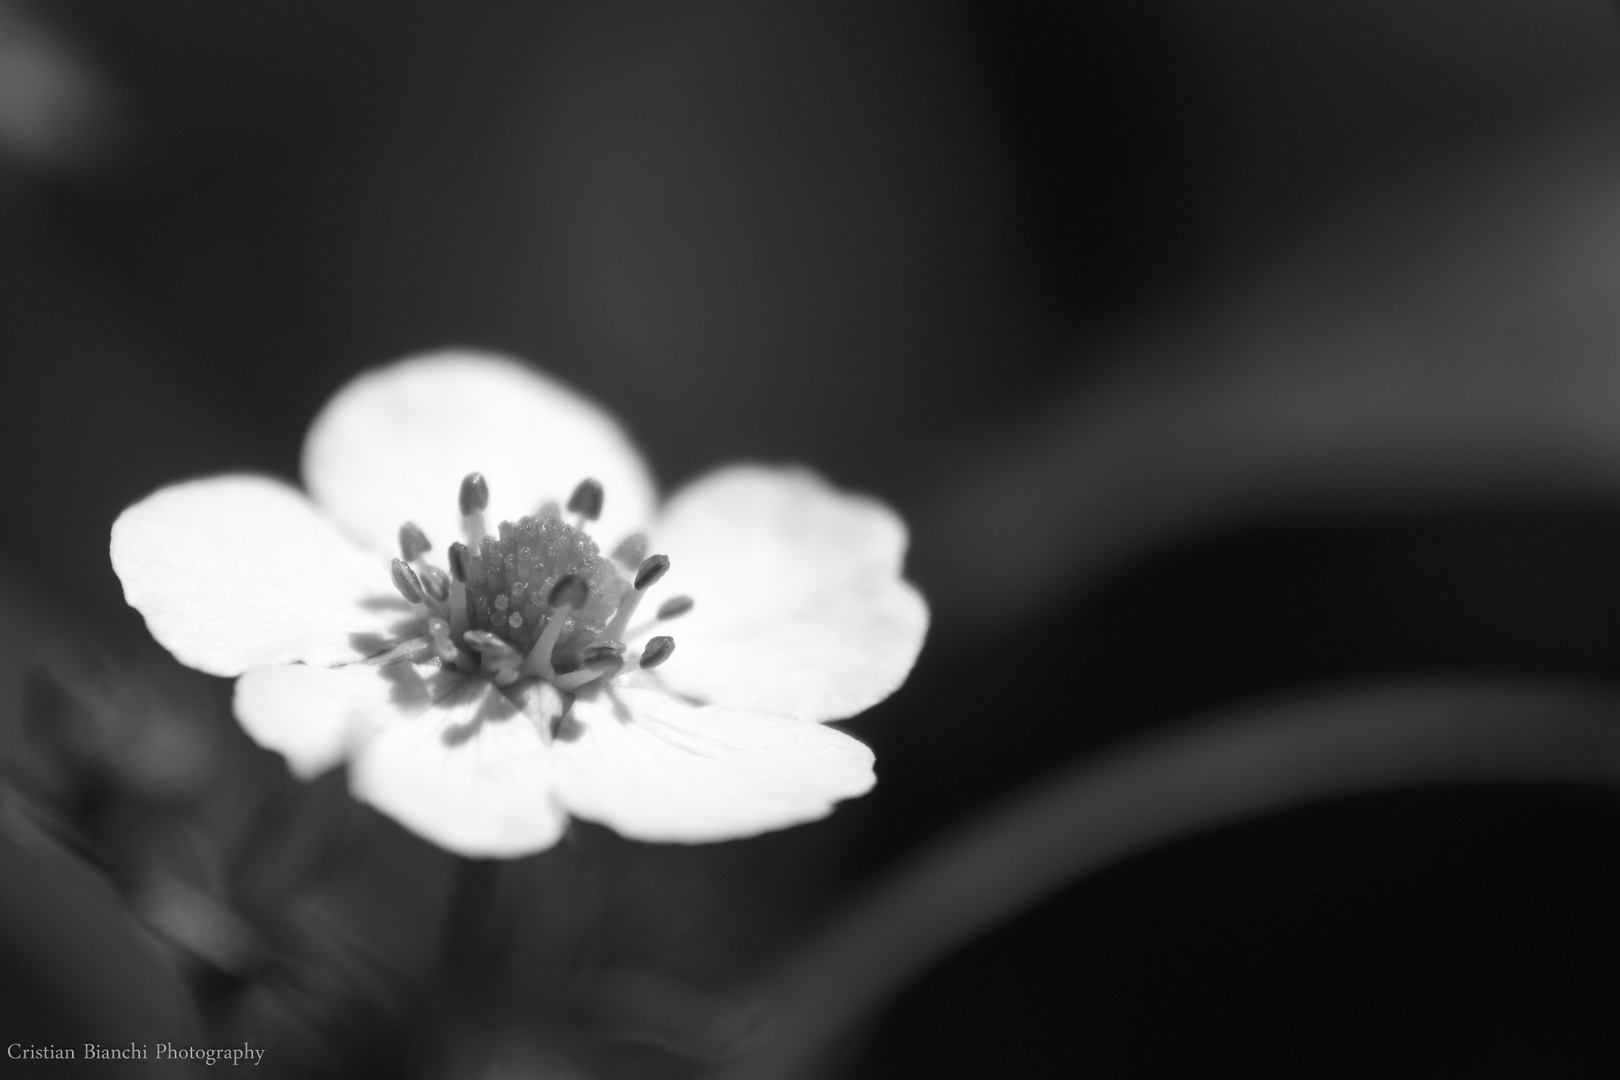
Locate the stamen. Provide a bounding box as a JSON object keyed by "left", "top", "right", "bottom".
{"left": 446, "top": 540, "right": 471, "bottom": 637}
{"left": 460, "top": 472, "right": 489, "bottom": 554}
{"left": 390, "top": 559, "right": 425, "bottom": 605}
{"left": 418, "top": 565, "right": 451, "bottom": 604}
{"left": 356, "top": 637, "right": 436, "bottom": 666}
{"left": 639, "top": 635, "right": 676, "bottom": 670}
{"left": 583, "top": 647, "right": 624, "bottom": 671}
{"left": 607, "top": 554, "right": 670, "bottom": 641}
{"left": 463, "top": 630, "right": 517, "bottom": 658}
{"left": 634, "top": 554, "right": 670, "bottom": 591}
{"left": 450, "top": 585, "right": 470, "bottom": 639}
{"left": 426, "top": 617, "right": 474, "bottom": 672}
{"left": 463, "top": 630, "right": 523, "bottom": 686}
{"left": 549, "top": 574, "right": 588, "bottom": 609}
{"left": 656, "top": 596, "right": 694, "bottom": 620}
{"left": 567, "top": 478, "right": 604, "bottom": 526}
{"left": 612, "top": 532, "right": 648, "bottom": 567}
{"left": 426, "top": 617, "right": 456, "bottom": 660}
{"left": 552, "top": 648, "right": 624, "bottom": 691}
{"left": 627, "top": 594, "right": 694, "bottom": 639}
{"left": 521, "top": 575, "right": 589, "bottom": 679}
{"left": 399, "top": 521, "right": 432, "bottom": 562}
{"left": 459, "top": 472, "right": 489, "bottom": 515}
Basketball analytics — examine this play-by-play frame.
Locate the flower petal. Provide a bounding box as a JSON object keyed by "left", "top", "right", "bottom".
{"left": 235, "top": 661, "right": 461, "bottom": 779}
{"left": 111, "top": 475, "right": 413, "bottom": 677}
{"left": 552, "top": 684, "right": 875, "bottom": 843}
{"left": 643, "top": 466, "right": 928, "bottom": 721}
{"left": 303, "top": 350, "right": 658, "bottom": 560}
{"left": 348, "top": 675, "right": 568, "bottom": 857}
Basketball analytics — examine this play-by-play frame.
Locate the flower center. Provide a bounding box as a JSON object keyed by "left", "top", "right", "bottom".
{"left": 464, "top": 512, "right": 629, "bottom": 660}
{"left": 386, "top": 475, "right": 687, "bottom": 694}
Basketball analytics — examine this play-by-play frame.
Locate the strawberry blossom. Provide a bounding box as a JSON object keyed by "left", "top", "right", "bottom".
{"left": 110, "top": 352, "right": 927, "bottom": 856}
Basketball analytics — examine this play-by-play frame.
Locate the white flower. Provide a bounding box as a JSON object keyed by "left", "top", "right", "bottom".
{"left": 109, "top": 352, "right": 927, "bottom": 857}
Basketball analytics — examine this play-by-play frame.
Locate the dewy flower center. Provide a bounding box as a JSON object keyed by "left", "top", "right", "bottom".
{"left": 388, "top": 473, "right": 686, "bottom": 693}
{"left": 468, "top": 513, "right": 628, "bottom": 655}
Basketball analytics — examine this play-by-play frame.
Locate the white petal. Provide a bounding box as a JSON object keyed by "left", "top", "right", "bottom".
{"left": 348, "top": 676, "right": 568, "bottom": 857}
{"left": 552, "top": 684, "right": 876, "bottom": 843}
{"left": 643, "top": 466, "right": 928, "bottom": 721}
{"left": 110, "top": 475, "right": 413, "bottom": 677}
{"left": 303, "top": 350, "right": 658, "bottom": 561}
{"left": 234, "top": 661, "right": 462, "bottom": 779}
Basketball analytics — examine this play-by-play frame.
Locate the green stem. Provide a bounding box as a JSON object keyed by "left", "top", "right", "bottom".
{"left": 717, "top": 679, "right": 1620, "bottom": 1080}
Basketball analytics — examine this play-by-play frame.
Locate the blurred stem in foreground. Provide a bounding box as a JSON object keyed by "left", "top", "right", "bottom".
{"left": 718, "top": 679, "right": 1620, "bottom": 1080}
{"left": 440, "top": 855, "right": 504, "bottom": 995}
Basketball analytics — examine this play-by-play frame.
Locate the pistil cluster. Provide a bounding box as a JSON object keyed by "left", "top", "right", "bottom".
{"left": 387, "top": 473, "right": 688, "bottom": 695}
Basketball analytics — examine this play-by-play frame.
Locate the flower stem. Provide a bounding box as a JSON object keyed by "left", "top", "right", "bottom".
{"left": 438, "top": 855, "right": 502, "bottom": 996}
{"left": 718, "top": 679, "right": 1620, "bottom": 1080}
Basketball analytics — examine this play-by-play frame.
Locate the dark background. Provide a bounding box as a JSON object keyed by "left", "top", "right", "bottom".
{"left": 5, "top": 1, "right": 1620, "bottom": 1075}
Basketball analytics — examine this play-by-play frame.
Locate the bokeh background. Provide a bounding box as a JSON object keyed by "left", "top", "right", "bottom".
{"left": 5, "top": 0, "right": 1620, "bottom": 1076}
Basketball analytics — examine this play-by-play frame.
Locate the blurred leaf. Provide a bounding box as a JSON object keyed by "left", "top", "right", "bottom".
{"left": 21, "top": 635, "right": 233, "bottom": 807}
{"left": 719, "top": 678, "right": 1620, "bottom": 1080}
{"left": 920, "top": 118, "right": 1620, "bottom": 644}
{"left": 0, "top": 781, "right": 200, "bottom": 1067}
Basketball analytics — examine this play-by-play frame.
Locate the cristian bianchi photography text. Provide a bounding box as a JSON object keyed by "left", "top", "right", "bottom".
{"left": 9, "top": 1042, "right": 265, "bottom": 1065}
